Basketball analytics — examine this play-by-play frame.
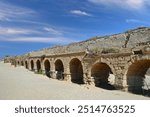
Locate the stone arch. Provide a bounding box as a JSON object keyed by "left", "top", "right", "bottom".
{"left": 25, "top": 61, "right": 28, "bottom": 69}
{"left": 44, "top": 59, "right": 51, "bottom": 77}
{"left": 36, "top": 60, "right": 41, "bottom": 72}
{"left": 30, "top": 60, "right": 34, "bottom": 71}
{"left": 69, "top": 58, "right": 84, "bottom": 84}
{"left": 91, "top": 62, "right": 116, "bottom": 90}
{"left": 55, "top": 59, "right": 64, "bottom": 80}
{"left": 126, "top": 59, "right": 150, "bottom": 94}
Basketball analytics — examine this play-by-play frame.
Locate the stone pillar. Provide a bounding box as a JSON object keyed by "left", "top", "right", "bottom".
{"left": 122, "top": 74, "right": 128, "bottom": 92}
{"left": 63, "top": 65, "right": 71, "bottom": 82}
{"left": 50, "top": 62, "right": 56, "bottom": 79}
{"left": 28, "top": 61, "right": 32, "bottom": 71}
{"left": 83, "top": 72, "right": 94, "bottom": 85}
{"left": 63, "top": 72, "right": 71, "bottom": 82}
{"left": 34, "top": 60, "right": 37, "bottom": 72}
{"left": 112, "top": 59, "right": 127, "bottom": 90}
{"left": 82, "top": 62, "right": 95, "bottom": 85}
{"left": 41, "top": 60, "right": 45, "bottom": 75}
{"left": 114, "top": 69, "right": 128, "bottom": 91}
{"left": 114, "top": 75, "right": 124, "bottom": 89}
{"left": 83, "top": 73, "right": 87, "bottom": 84}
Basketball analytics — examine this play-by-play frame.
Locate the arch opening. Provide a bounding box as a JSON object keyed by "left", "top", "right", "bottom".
{"left": 25, "top": 61, "right": 28, "bottom": 69}
{"left": 91, "top": 62, "right": 116, "bottom": 90}
{"left": 127, "top": 60, "right": 150, "bottom": 96}
{"left": 70, "top": 58, "right": 84, "bottom": 84}
{"left": 44, "top": 59, "right": 51, "bottom": 77}
{"left": 36, "top": 60, "right": 41, "bottom": 73}
{"left": 31, "top": 60, "right": 34, "bottom": 71}
{"left": 55, "top": 59, "right": 64, "bottom": 80}
{"left": 21, "top": 61, "right": 24, "bottom": 66}
{"left": 17, "top": 61, "right": 20, "bottom": 65}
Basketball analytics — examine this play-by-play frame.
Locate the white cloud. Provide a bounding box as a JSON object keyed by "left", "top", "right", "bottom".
{"left": 70, "top": 10, "right": 91, "bottom": 16}
{"left": 0, "top": 27, "right": 35, "bottom": 35}
{"left": 0, "top": 1, "right": 82, "bottom": 46}
{"left": 0, "top": 27, "right": 44, "bottom": 36}
{"left": 126, "top": 19, "right": 141, "bottom": 23}
{"left": 3, "top": 36, "right": 78, "bottom": 44}
{"left": 43, "top": 27, "right": 63, "bottom": 35}
{"left": 126, "top": 19, "right": 150, "bottom": 24}
{"left": 126, "top": 0, "right": 144, "bottom": 9}
{"left": 0, "top": 1, "right": 35, "bottom": 21}
{"left": 88, "top": 0, "right": 148, "bottom": 11}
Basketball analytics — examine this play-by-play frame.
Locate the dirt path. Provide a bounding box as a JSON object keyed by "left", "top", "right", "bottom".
{"left": 0, "top": 62, "right": 149, "bottom": 100}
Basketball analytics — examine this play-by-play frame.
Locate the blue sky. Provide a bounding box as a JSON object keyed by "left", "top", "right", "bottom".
{"left": 0, "top": 0, "right": 150, "bottom": 58}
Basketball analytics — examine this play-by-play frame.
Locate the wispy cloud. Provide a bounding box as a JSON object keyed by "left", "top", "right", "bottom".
{"left": 0, "top": 1, "right": 81, "bottom": 45}
{"left": 126, "top": 19, "right": 150, "bottom": 25}
{"left": 88, "top": 0, "right": 149, "bottom": 11}
{"left": 0, "top": 26, "right": 76, "bottom": 44}
{"left": 0, "top": 1, "right": 35, "bottom": 21}
{"left": 0, "top": 27, "right": 39, "bottom": 35}
{"left": 70, "top": 10, "right": 91, "bottom": 16}
{"left": 43, "top": 27, "right": 63, "bottom": 35}
{"left": 2, "top": 36, "right": 78, "bottom": 44}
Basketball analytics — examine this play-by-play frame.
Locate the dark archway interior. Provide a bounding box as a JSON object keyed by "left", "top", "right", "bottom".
{"left": 36, "top": 60, "right": 41, "bottom": 72}
{"left": 91, "top": 63, "right": 116, "bottom": 90}
{"left": 55, "top": 59, "right": 64, "bottom": 80}
{"left": 127, "top": 60, "right": 150, "bottom": 95}
{"left": 21, "top": 61, "right": 24, "bottom": 66}
{"left": 70, "top": 58, "right": 84, "bottom": 84}
{"left": 31, "top": 60, "right": 34, "bottom": 71}
{"left": 44, "top": 60, "right": 51, "bottom": 77}
{"left": 25, "top": 61, "right": 28, "bottom": 69}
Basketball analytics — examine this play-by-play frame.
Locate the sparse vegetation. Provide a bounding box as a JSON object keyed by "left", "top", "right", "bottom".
{"left": 101, "top": 48, "right": 119, "bottom": 54}
{"left": 91, "top": 48, "right": 102, "bottom": 54}
{"left": 35, "top": 69, "right": 43, "bottom": 75}
{"left": 91, "top": 47, "right": 119, "bottom": 54}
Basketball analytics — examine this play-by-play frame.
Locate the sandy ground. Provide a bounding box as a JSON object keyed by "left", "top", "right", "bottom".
{"left": 0, "top": 61, "right": 149, "bottom": 100}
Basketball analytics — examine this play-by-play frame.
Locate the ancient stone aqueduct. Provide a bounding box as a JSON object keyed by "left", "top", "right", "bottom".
{"left": 4, "top": 27, "right": 150, "bottom": 95}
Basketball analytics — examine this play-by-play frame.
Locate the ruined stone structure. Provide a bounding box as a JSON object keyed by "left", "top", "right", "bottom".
{"left": 4, "top": 27, "right": 150, "bottom": 95}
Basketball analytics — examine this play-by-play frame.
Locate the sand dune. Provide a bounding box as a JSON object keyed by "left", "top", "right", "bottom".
{"left": 0, "top": 61, "right": 149, "bottom": 100}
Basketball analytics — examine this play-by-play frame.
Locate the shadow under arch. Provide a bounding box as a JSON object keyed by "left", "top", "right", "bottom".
{"left": 55, "top": 59, "right": 64, "bottom": 80}
{"left": 91, "top": 62, "right": 116, "bottom": 90}
{"left": 21, "top": 61, "right": 24, "bottom": 66}
{"left": 25, "top": 61, "right": 28, "bottom": 69}
{"left": 126, "top": 60, "right": 150, "bottom": 95}
{"left": 30, "top": 60, "right": 34, "bottom": 71}
{"left": 17, "top": 61, "right": 20, "bottom": 65}
{"left": 44, "top": 59, "right": 51, "bottom": 77}
{"left": 69, "top": 58, "right": 84, "bottom": 84}
{"left": 36, "top": 60, "right": 41, "bottom": 72}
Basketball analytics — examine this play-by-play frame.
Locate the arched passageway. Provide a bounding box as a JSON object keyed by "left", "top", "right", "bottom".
{"left": 91, "top": 62, "right": 116, "bottom": 90}
{"left": 17, "top": 61, "right": 20, "bottom": 65}
{"left": 127, "top": 60, "right": 150, "bottom": 95}
{"left": 44, "top": 59, "right": 51, "bottom": 77}
{"left": 70, "top": 58, "right": 84, "bottom": 84}
{"left": 36, "top": 60, "right": 41, "bottom": 72}
{"left": 31, "top": 60, "right": 34, "bottom": 71}
{"left": 25, "top": 61, "right": 28, "bottom": 69}
{"left": 21, "top": 61, "right": 24, "bottom": 66}
{"left": 55, "top": 59, "right": 64, "bottom": 80}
